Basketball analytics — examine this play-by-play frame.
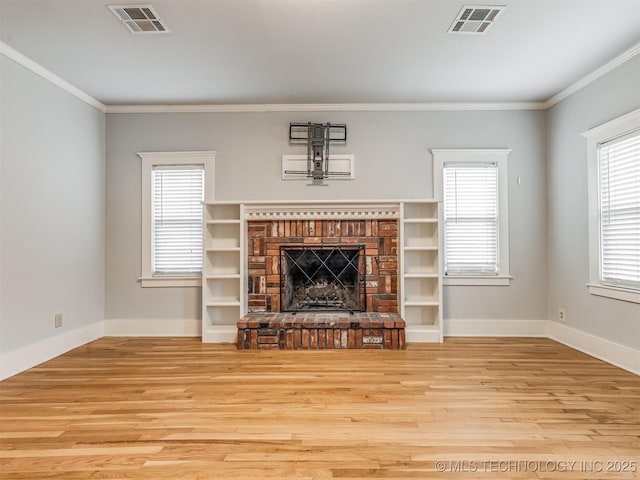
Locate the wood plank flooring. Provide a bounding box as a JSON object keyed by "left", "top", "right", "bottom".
{"left": 1, "top": 337, "right": 639, "bottom": 479}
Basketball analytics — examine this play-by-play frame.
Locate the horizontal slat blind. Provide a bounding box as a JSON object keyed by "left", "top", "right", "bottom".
{"left": 152, "top": 165, "right": 204, "bottom": 275}
{"left": 599, "top": 130, "right": 640, "bottom": 289}
{"left": 443, "top": 162, "right": 498, "bottom": 275}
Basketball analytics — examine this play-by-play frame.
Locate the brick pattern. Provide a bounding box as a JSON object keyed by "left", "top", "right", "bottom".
{"left": 237, "top": 312, "right": 406, "bottom": 350}
{"left": 247, "top": 219, "right": 398, "bottom": 313}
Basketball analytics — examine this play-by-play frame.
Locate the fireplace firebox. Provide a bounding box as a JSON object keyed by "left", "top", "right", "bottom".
{"left": 280, "top": 245, "right": 365, "bottom": 312}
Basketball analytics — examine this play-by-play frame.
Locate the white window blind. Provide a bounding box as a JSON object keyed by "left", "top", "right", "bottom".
{"left": 152, "top": 165, "right": 204, "bottom": 276}
{"left": 443, "top": 162, "right": 498, "bottom": 275}
{"left": 598, "top": 130, "right": 640, "bottom": 290}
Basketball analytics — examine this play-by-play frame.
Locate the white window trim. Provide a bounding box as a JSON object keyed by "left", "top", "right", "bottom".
{"left": 432, "top": 149, "right": 511, "bottom": 286}
{"left": 583, "top": 108, "right": 640, "bottom": 304}
{"left": 138, "top": 151, "right": 215, "bottom": 288}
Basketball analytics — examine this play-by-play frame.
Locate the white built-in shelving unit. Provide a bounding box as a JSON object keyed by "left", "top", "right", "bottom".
{"left": 202, "top": 200, "right": 443, "bottom": 343}
{"left": 399, "top": 200, "right": 443, "bottom": 342}
{"left": 202, "top": 202, "right": 244, "bottom": 343}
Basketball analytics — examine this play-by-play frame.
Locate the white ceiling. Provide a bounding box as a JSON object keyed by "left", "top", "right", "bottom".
{"left": 1, "top": 0, "right": 639, "bottom": 106}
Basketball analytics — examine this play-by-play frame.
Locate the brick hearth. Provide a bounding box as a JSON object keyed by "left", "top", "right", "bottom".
{"left": 237, "top": 312, "right": 406, "bottom": 350}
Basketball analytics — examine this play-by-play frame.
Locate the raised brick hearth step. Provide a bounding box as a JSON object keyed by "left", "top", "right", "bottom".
{"left": 237, "top": 312, "right": 406, "bottom": 350}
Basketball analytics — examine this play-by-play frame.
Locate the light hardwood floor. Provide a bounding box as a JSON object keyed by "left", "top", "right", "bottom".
{"left": 1, "top": 337, "right": 639, "bottom": 479}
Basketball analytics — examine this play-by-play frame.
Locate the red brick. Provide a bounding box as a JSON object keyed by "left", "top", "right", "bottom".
{"left": 341, "top": 330, "right": 348, "bottom": 348}
{"left": 348, "top": 329, "right": 355, "bottom": 348}
{"left": 391, "top": 329, "right": 399, "bottom": 349}
{"left": 331, "top": 329, "right": 338, "bottom": 348}
{"left": 355, "top": 328, "right": 363, "bottom": 348}
{"left": 259, "top": 335, "right": 278, "bottom": 344}
{"left": 322, "top": 237, "right": 340, "bottom": 244}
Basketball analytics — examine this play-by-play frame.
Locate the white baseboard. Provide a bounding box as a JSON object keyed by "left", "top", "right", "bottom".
{"left": 444, "top": 318, "right": 548, "bottom": 337}
{"left": 3, "top": 318, "right": 636, "bottom": 380}
{"left": 548, "top": 321, "right": 639, "bottom": 376}
{"left": 202, "top": 325, "right": 237, "bottom": 343}
{"left": 0, "top": 321, "right": 104, "bottom": 381}
{"left": 104, "top": 318, "right": 200, "bottom": 337}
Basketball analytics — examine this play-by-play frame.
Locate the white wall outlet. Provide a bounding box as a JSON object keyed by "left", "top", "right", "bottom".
{"left": 558, "top": 308, "right": 566, "bottom": 322}
{"left": 54, "top": 313, "right": 63, "bottom": 328}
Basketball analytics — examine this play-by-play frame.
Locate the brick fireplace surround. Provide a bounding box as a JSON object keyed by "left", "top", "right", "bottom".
{"left": 237, "top": 218, "right": 406, "bottom": 349}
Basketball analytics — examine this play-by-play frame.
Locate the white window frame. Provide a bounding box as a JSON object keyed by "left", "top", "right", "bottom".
{"left": 583, "top": 108, "right": 640, "bottom": 304}
{"left": 433, "top": 149, "right": 511, "bottom": 286}
{"left": 138, "top": 151, "right": 215, "bottom": 287}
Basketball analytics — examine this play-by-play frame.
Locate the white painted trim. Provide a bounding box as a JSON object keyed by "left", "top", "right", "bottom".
{"left": 544, "top": 40, "right": 640, "bottom": 109}
{"left": 105, "top": 102, "right": 546, "bottom": 114}
{"left": 3, "top": 319, "right": 636, "bottom": 379}
{"left": 202, "top": 325, "right": 238, "bottom": 343}
{"left": 104, "top": 318, "right": 201, "bottom": 336}
{"left": 586, "top": 284, "right": 640, "bottom": 304}
{"left": 582, "top": 108, "right": 640, "bottom": 140}
{"left": 138, "top": 151, "right": 216, "bottom": 286}
{"left": 3, "top": 37, "right": 638, "bottom": 115}
{"left": 406, "top": 325, "right": 442, "bottom": 343}
{"left": 207, "top": 199, "right": 436, "bottom": 206}
{"left": 243, "top": 203, "right": 400, "bottom": 220}
{"left": 432, "top": 149, "right": 511, "bottom": 280}
{"left": 548, "top": 322, "right": 639, "bottom": 376}
{"left": 0, "top": 41, "right": 106, "bottom": 113}
{"left": 583, "top": 109, "right": 640, "bottom": 297}
{"left": 0, "top": 321, "right": 104, "bottom": 380}
{"left": 444, "top": 275, "right": 511, "bottom": 286}
{"left": 444, "top": 319, "right": 548, "bottom": 337}
{"left": 139, "top": 276, "right": 202, "bottom": 288}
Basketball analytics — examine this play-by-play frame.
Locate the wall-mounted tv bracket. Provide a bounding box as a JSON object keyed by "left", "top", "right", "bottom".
{"left": 288, "top": 122, "right": 348, "bottom": 183}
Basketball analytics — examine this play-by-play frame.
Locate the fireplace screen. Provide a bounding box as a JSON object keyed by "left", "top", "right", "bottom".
{"left": 280, "top": 245, "right": 365, "bottom": 312}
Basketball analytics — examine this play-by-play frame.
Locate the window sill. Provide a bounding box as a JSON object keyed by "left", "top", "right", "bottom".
{"left": 444, "top": 275, "right": 511, "bottom": 286}
{"left": 139, "top": 276, "right": 202, "bottom": 288}
{"left": 587, "top": 283, "right": 640, "bottom": 304}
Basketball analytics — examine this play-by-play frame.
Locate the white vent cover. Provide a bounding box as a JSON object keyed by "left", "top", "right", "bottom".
{"left": 108, "top": 5, "right": 169, "bottom": 34}
{"left": 448, "top": 5, "right": 505, "bottom": 34}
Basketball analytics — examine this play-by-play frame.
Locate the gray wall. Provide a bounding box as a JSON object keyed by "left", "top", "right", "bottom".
{"left": 546, "top": 56, "right": 640, "bottom": 350}
{"left": 0, "top": 56, "right": 106, "bottom": 352}
{"left": 105, "top": 109, "right": 547, "bottom": 323}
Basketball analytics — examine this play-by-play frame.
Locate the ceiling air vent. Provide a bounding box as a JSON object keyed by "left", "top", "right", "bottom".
{"left": 448, "top": 5, "right": 505, "bottom": 34}
{"left": 107, "top": 5, "right": 169, "bottom": 34}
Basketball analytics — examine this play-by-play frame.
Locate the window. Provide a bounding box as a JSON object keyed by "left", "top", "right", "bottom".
{"left": 138, "top": 151, "right": 215, "bottom": 287}
{"left": 433, "top": 149, "right": 511, "bottom": 286}
{"left": 152, "top": 165, "right": 204, "bottom": 275}
{"left": 584, "top": 109, "right": 640, "bottom": 303}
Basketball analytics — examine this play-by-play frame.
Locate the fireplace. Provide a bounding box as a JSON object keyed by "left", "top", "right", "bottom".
{"left": 280, "top": 245, "right": 365, "bottom": 312}
{"left": 238, "top": 215, "right": 406, "bottom": 350}
{"left": 246, "top": 218, "right": 398, "bottom": 313}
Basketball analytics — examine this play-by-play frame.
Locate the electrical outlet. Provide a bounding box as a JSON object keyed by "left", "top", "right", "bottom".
{"left": 558, "top": 308, "right": 566, "bottom": 322}
{"left": 54, "top": 313, "right": 63, "bottom": 328}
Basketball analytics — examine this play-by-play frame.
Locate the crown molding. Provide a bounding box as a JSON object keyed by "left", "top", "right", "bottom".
{"left": 3, "top": 38, "right": 638, "bottom": 115}
{"left": 0, "top": 41, "right": 106, "bottom": 113}
{"left": 543, "top": 40, "right": 640, "bottom": 109}
{"left": 105, "top": 102, "right": 546, "bottom": 114}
